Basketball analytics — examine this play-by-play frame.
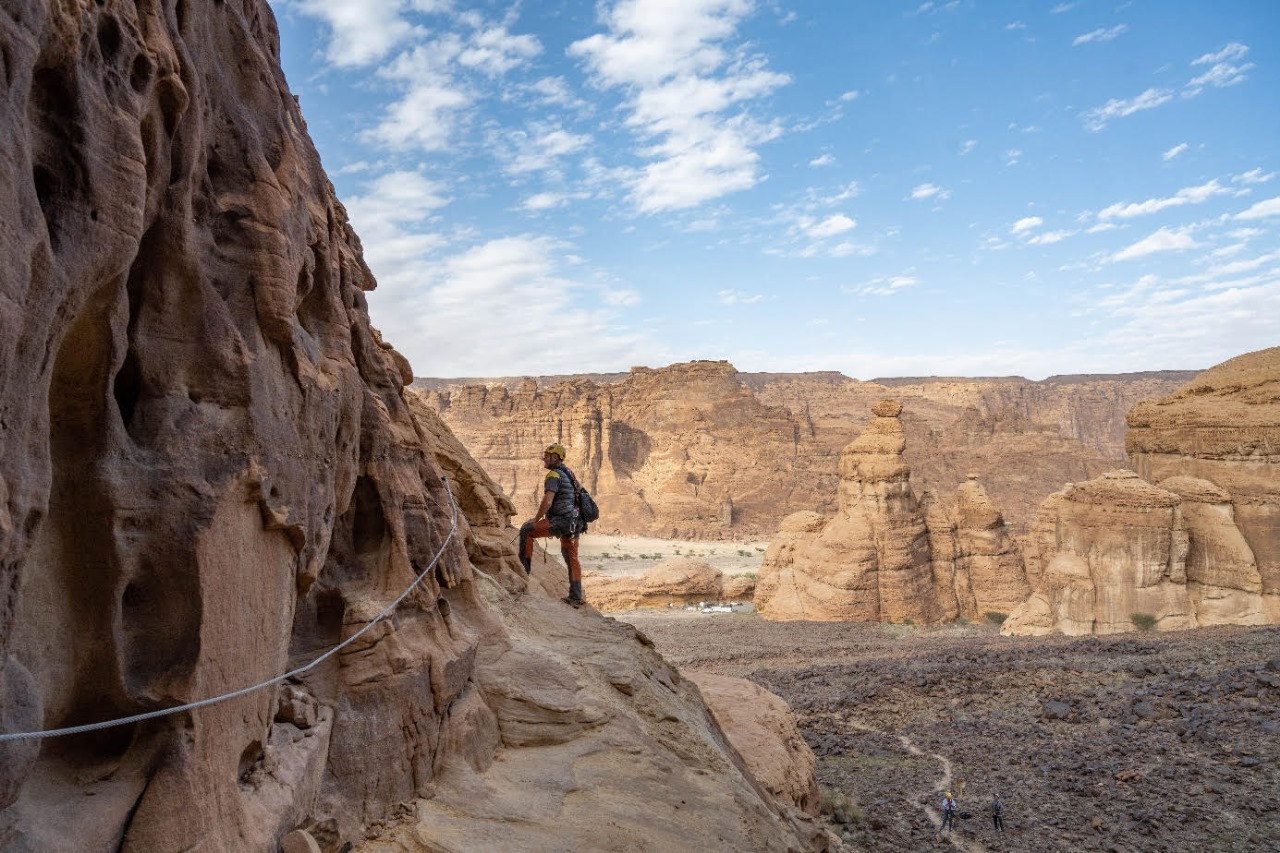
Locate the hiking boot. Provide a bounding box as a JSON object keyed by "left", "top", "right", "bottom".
{"left": 563, "top": 580, "right": 585, "bottom": 607}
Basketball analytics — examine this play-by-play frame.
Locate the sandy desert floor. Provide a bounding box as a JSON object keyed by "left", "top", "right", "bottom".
{"left": 576, "top": 534, "right": 769, "bottom": 579}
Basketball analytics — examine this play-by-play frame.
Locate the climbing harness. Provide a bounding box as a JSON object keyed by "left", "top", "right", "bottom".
{"left": 0, "top": 477, "right": 460, "bottom": 743}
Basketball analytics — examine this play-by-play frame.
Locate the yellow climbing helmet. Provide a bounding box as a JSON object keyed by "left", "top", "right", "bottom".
{"left": 544, "top": 443, "right": 567, "bottom": 460}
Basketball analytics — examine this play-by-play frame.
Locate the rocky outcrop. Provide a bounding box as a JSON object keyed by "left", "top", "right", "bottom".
{"left": 688, "top": 672, "right": 821, "bottom": 817}
{"left": 0, "top": 4, "right": 826, "bottom": 850}
{"left": 584, "top": 558, "right": 755, "bottom": 611}
{"left": 421, "top": 368, "right": 1194, "bottom": 539}
{"left": 1127, "top": 347, "right": 1280, "bottom": 621}
{"left": 754, "top": 402, "right": 1028, "bottom": 623}
{"left": 1002, "top": 472, "right": 1193, "bottom": 635}
{"left": 1005, "top": 348, "right": 1280, "bottom": 636}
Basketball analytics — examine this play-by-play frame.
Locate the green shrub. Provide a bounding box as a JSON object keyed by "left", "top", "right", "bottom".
{"left": 985, "top": 611, "right": 1008, "bottom": 625}
{"left": 1131, "top": 612, "right": 1158, "bottom": 632}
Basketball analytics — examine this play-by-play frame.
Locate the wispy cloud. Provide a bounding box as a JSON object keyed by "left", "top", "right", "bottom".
{"left": 568, "top": 0, "right": 790, "bottom": 213}
{"left": 1111, "top": 226, "right": 1196, "bottom": 261}
{"left": 809, "top": 153, "right": 836, "bottom": 167}
{"left": 287, "top": 0, "right": 449, "bottom": 67}
{"left": 850, "top": 274, "right": 918, "bottom": 296}
{"left": 1072, "top": 24, "right": 1127, "bottom": 46}
{"left": 1233, "top": 168, "right": 1276, "bottom": 185}
{"left": 1082, "top": 42, "right": 1253, "bottom": 131}
{"left": 1235, "top": 197, "right": 1280, "bottom": 220}
{"left": 1097, "top": 179, "right": 1231, "bottom": 220}
{"left": 1186, "top": 42, "right": 1253, "bottom": 94}
{"left": 1162, "top": 143, "right": 1188, "bottom": 161}
{"left": 499, "top": 123, "right": 592, "bottom": 174}
{"left": 369, "top": 235, "right": 645, "bottom": 375}
{"left": 959, "top": 139, "right": 977, "bottom": 155}
{"left": 807, "top": 214, "right": 857, "bottom": 238}
{"left": 909, "top": 182, "right": 951, "bottom": 201}
{"left": 1011, "top": 216, "right": 1043, "bottom": 235}
{"left": 718, "top": 289, "right": 765, "bottom": 304}
{"left": 1081, "top": 87, "right": 1173, "bottom": 132}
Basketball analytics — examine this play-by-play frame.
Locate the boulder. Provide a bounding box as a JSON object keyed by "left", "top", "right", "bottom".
{"left": 688, "top": 672, "right": 821, "bottom": 816}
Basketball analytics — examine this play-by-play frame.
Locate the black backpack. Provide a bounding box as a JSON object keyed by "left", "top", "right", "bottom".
{"left": 561, "top": 466, "right": 600, "bottom": 525}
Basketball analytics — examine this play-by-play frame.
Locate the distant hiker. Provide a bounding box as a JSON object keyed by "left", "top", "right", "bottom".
{"left": 941, "top": 792, "right": 958, "bottom": 831}
{"left": 991, "top": 794, "right": 1004, "bottom": 831}
{"left": 519, "top": 443, "right": 585, "bottom": 607}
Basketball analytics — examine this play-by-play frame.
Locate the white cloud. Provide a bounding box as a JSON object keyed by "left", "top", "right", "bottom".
{"left": 1097, "top": 179, "right": 1230, "bottom": 220}
{"left": 345, "top": 171, "right": 452, "bottom": 293}
{"left": 1051, "top": 2, "right": 1079, "bottom": 12}
{"left": 1027, "top": 229, "right": 1073, "bottom": 245}
{"left": 909, "top": 183, "right": 950, "bottom": 201}
{"left": 1111, "top": 226, "right": 1196, "bottom": 261}
{"left": 568, "top": 0, "right": 790, "bottom": 212}
{"left": 839, "top": 90, "right": 861, "bottom": 101}
{"left": 718, "top": 289, "right": 765, "bottom": 304}
{"left": 1234, "top": 168, "right": 1276, "bottom": 185}
{"left": 1072, "top": 24, "right": 1127, "bottom": 46}
{"left": 521, "top": 192, "right": 569, "bottom": 211}
{"left": 1235, "top": 197, "right": 1280, "bottom": 220}
{"left": 501, "top": 124, "right": 592, "bottom": 174}
{"left": 851, "top": 275, "right": 918, "bottom": 296}
{"left": 959, "top": 139, "right": 977, "bottom": 155}
{"left": 1011, "top": 216, "right": 1043, "bottom": 235}
{"left": 1081, "top": 87, "right": 1173, "bottom": 131}
{"left": 1185, "top": 43, "right": 1253, "bottom": 96}
{"left": 1005, "top": 21, "right": 1026, "bottom": 31}
{"left": 288, "top": 0, "right": 447, "bottom": 67}
{"left": 808, "top": 214, "right": 857, "bottom": 238}
{"left": 1162, "top": 143, "right": 1188, "bottom": 161}
{"left": 458, "top": 25, "right": 541, "bottom": 75}
{"left": 368, "top": 235, "right": 645, "bottom": 375}
{"left": 367, "top": 41, "right": 469, "bottom": 151}
{"left": 810, "top": 153, "right": 836, "bottom": 167}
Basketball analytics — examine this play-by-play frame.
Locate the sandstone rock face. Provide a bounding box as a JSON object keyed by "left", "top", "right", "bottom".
{"left": 420, "top": 367, "right": 1194, "bottom": 539}
{"left": 0, "top": 5, "right": 825, "bottom": 850}
{"left": 415, "top": 360, "right": 819, "bottom": 539}
{"left": 687, "top": 672, "right": 821, "bottom": 816}
{"left": 1003, "top": 472, "right": 1192, "bottom": 636}
{"left": 754, "top": 402, "right": 1028, "bottom": 623}
{"left": 584, "top": 558, "right": 754, "bottom": 611}
{"left": 1127, "top": 347, "right": 1280, "bottom": 621}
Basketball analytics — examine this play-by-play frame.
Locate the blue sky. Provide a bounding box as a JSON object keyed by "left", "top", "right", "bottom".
{"left": 268, "top": 0, "right": 1279, "bottom": 379}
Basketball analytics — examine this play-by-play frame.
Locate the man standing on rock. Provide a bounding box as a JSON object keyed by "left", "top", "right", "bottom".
{"left": 519, "top": 443, "right": 586, "bottom": 607}
{"left": 991, "top": 794, "right": 1004, "bottom": 831}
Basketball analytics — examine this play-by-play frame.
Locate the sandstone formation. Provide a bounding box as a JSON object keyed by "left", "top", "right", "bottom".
{"left": 584, "top": 557, "right": 755, "bottom": 611}
{"left": 0, "top": 4, "right": 826, "bottom": 850}
{"left": 419, "top": 367, "right": 1193, "bottom": 539}
{"left": 687, "top": 672, "right": 821, "bottom": 817}
{"left": 1004, "top": 348, "right": 1280, "bottom": 636}
{"left": 1127, "top": 347, "right": 1280, "bottom": 622}
{"left": 754, "top": 402, "right": 1029, "bottom": 623}
{"left": 1002, "top": 472, "right": 1193, "bottom": 636}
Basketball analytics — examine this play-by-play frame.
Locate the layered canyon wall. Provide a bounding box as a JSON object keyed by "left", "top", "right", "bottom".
{"left": 0, "top": 3, "right": 826, "bottom": 850}
{"left": 1005, "top": 347, "right": 1279, "bottom": 635}
{"left": 419, "top": 365, "right": 1194, "bottom": 539}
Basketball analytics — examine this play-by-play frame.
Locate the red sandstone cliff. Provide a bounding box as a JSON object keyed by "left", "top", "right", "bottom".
{"left": 0, "top": 4, "right": 827, "bottom": 850}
